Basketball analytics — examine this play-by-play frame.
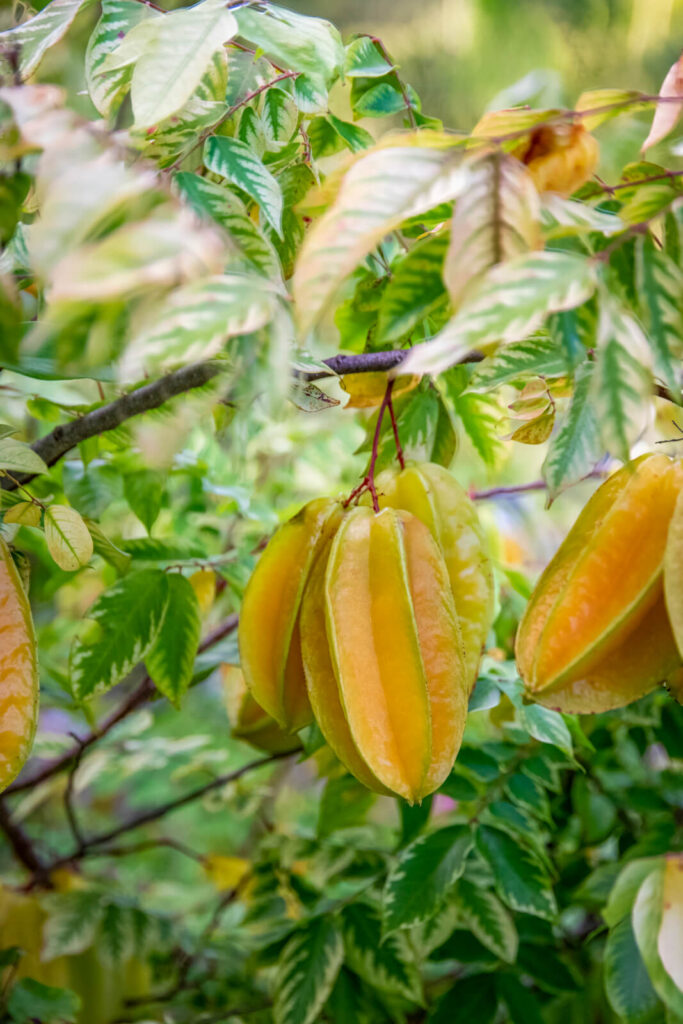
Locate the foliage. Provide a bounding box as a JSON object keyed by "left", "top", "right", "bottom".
{"left": 0, "top": 2, "right": 682, "bottom": 1024}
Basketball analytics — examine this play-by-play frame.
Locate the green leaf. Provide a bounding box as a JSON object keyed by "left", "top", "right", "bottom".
{"left": 204, "top": 136, "right": 284, "bottom": 236}
{"left": 123, "top": 470, "right": 165, "bottom": 534}
{"left": 0, "top": 0, "right": 92, "bottom": 79}
{"left": 594, "top": 303, "right": 652, "bottom": 463}
{"left": 318, "top": 775, "right": 375, "bottom": 838}
{"left": 637, "top": 236, "right": 683, "bottom": 400}
{"left": 393, "top": 388, "right": 457, "bottom": 468}
{"left": 518, "top": 702, "right": 573, "bottom": 756}
{"left": 353, "top": 81, "right": 407, "bottom": 118}
{"left": 84, "top": 519, "right": 131, "bottom": 576}
{"left": 471, "top": 335, "right": 569, "bottom": 390}
{"left": 345, "top": 37, "right": 393, "bottom": 78}
{"left": 274, "top": 917, "right": 344, "bottom": 1024}
{"left": 605, "top": 916, "right": 661, "bottom": 1022}
{"left": 294, "top": 137, "right": 468, "bottom": 333}
{"left": 402, "top": 252, "right": 598, "bottom": 376}
{"left": 175, "top": 173, "right": 280, "bottom": 278}
{"left": 103, "top": 0, "right": 237, "bottom": 128}
{"left": 145, "top": 573, "right": 201, "bottom": 707}
{"left": 308, "top": 117, "right": 345, "bottom": 159}
{"left": 428, "top": 975, "right": 498, "bottom": 1024}
{"left": 7, "top": 979, "right": 81, "bottom": 1024}
{"left": 445, "top": 151, "right": 541, "bottom": 309}
{"left": 123, "top": 273, "right": 278, "bottom": 378}
{"left": 99, "top": 901, "right": 133, "bottom": 965}
{"left": 516, "top": 945, "right": 580, "bottom": 993}
{"left": 476, "top": 825, "right": 557, "bottom": 920}
{"left": 42, "top": 891, "right": 104, "bottom": 961}
{"left": 496, "top": 975, "right": 545, "bottom": 1024}
{"left": 377, "top": 233, "right": 449, "bottom": 342}
{"left": 342, "top": 903, "right": 423, "bottom": 1003}
{"left": 542, "top": 361, "right": 602, "bottom": 502}
{"left": 399, "top": 796, "right": 433, "bottom": 846}
{"left": 44, "top": 505, "right": 94, "bottom": 572}
{"left": 541, "top": 195, "right": 623, "bottom": 239}
{"left": 633, "top": 864, "right": 683, "bottom": 1015}
{"left": 0, "top": 438, "right": 48, "bottom": 476}
{"left": 383, "top": 825, "right": 473, "bottom": 933}
{"left": 448, "top": 390, "right": 504, "bottom": 467}
{"left": 604, "top": 858, "right": 663, "bottom": 928}
{"left": 85, "top": 0, "right": 155, "bottom": 118}
{"left": 507, "top": 772, "right": 551, "bottom": 822}
{"left": 262, "top": 87, "right": 298, "bottom": 148}
{"left": 327, "top": 114, "right": 374, "bottom": 153}
{"left": 454, "top": 878, "right": 518, "bottom": 963}
{"left": 235, "top": 6, "right": 344, "bottom": 89}
{"left": 70, "top": 569, "right": 170, "bottom": 699}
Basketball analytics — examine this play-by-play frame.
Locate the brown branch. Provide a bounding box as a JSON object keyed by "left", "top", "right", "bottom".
{"left": 0, "top": 800, "right": 46, "bottom": 875}
{"left": 472, "top": 469, "right": 607, "bottom": 501}
{"left": 6, "top": 615, "right": 238, "bottom": 796}
{"left": 301, "top": 348, "right": 484, "bottom": 382}
{"left": 2, "top": 361, "right": 224, "bottom": 492}
{"left": 43, "top": 751, "right": 292, "bottom": 873}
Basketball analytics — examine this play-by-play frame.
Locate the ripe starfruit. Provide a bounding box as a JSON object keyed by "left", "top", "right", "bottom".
{"left": 374, "top": 462, "right": 494, "bottom": 691}
{"left": 301, "top": 506, "right": 469, "bottom": 803}
{"left": 221, "top": 664, "right": 302, "bottom": 754}
{"left": 238, "top": 498, "right": 343, "bottom": 731}
{"left": 517, "top": 454, "right": 683, "bottom": 714}
{"left": 0, "top": 538, "right": 38, "bottom": 792}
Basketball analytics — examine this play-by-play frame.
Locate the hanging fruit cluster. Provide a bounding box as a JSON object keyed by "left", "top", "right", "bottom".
{"left": 516, "top": 453, "right": 683, "bottom": 714}
{"left": 0, "top": 537, "right": 38, "bottom": 793}
{"left": 238, "top": 459, "right": 494, "bottom": 804}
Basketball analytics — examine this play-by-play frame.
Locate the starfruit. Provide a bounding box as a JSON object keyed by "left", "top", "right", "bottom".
{"left": 517, "top": 454, "right": 683, "bottom": 714}
{"left": 374, "top": 462, "right": 494, "bottom": 691}
{"left": 238, "top": 498, "right": 342, "bottom": 731}
{"left": 221, "top": 664, "right": 302, "bottom": 755}
{"left": 0, "top": 538, "right": 38, "bottom": 792}
{"left": 301, "top": 506, "right": 469, "bottom": 803}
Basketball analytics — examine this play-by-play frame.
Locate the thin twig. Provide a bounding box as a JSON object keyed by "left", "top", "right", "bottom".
{"left": 2, "top": 361, "right": 224, "bottom": 492}
{"left": 0, "top": 800, "right": 46, "bottom": 875}
{"left": 81, "top": 836, "right": 205, "bottom": 863}
{"left": 41, "top": 751, "right": 292, "bottom": 874}
{"left": 6, "top": 615, "right": 238, "bottom": 796}
{"left": 472, "top": 469, "right": 607, "bottom": 501}
{"left": 168, "top": 70, "right": 300, "bottom": 172}
{"left": 387, "top": 389, "right": 405, "bottom": 470}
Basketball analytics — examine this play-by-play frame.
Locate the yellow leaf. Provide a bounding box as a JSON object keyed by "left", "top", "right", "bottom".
{"left": 44, "top": 505, "right": 93, "bottom": 572}
{"left": 507, "top": 395, "right": 551, "bottom": 420}
{"left": 189, "top": 569, "right": 216, "bottom": 615}
{"left": 340, "top": 372, "right": 419, "bottom": 408}
{"left": 203, "top": 854, "right": 250, "bottom": 891}
{"left": 4, "top": 501, "right": 41, "bottom": 527}
{"left": 510, "top": 411, "right": 555, "bottom": 444}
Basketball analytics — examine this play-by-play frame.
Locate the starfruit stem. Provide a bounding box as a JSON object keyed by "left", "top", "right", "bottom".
{"left": 342, "top": 380, "right": 397, "bottom": 512}
{"left": 387, "top": 389, "right": 405, "bottom": 470}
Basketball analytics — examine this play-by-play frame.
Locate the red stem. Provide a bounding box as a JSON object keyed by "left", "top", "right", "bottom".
{"left": 366, "top": 380, "right": 395, "bottom": 512}
{"left": 387, "top": 391, "right": 405, "bottom": 470}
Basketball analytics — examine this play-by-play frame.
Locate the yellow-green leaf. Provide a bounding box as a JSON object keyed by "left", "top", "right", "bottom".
{"left": 44, "top": 505, "right": 93, "bottom": 572}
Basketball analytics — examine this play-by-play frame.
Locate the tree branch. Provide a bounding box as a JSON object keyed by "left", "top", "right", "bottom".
{"left": 0, "top": 799, "right": 46, "bottom": 875}
{"left": 6, "top": 615, "right": 238, "bottom": 796}
{"left": 300, "top": 348, "right": 484, "bottom": 382}
{"left": 2, "top": 361, "right": 224, "bottom": 492}
{"left": 43, "top": 751, "right": 292, "bottom": 874}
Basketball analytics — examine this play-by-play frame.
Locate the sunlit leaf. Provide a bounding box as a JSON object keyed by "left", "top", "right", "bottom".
{"left": 44, "top": 505, "right": 93, "bottom": 571}
{"left": 641, "top": 53, "right": 683, "bottom": 153}
{"left": 85, "top": 0, "right": 156, "bottom": 118}
{"left": 445, "top": 151, "right": 541, "bottom": 308}
{"left": 402, "top": 252, "right": 597, "bottom": 376}
{"left": 0, "top": 438, "right": 48, "bottom": 476}
{"left": 294, "top": 136, "right": 468, "bottom": 333}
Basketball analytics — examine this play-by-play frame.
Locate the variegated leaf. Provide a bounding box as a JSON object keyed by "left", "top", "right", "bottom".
{"left": 175, "top": 172, "right": 281, "bottom": 278}
{"left": 342, "top": 903, "right": 423, "bottom": 1003}
{"left": 637, "top": 236, "right": 683, "bottom": 399}
{"left": 470, "top": 334, "right": 568, "bottom": 390}
{"left": 476, "top": 825, "right": 557, "bottom": 920}
{"left": 122, "top": 273, "right": 280, "bottom": 379}
{"left": 383, "top": 825, "right": 473, "bottom": 933}
{"left": 593, "top": 301, "right": 653, "bottom": 462}
{"left": 85, "top": 0, "right": 156, "bottom": 118}
{"left": 453, "top": 878, "right": 518, "bottom": 963}
{"left": 541, "top": 195, "right": 622, "bottom": 238}
{"left": 0, "top": 0, "right": 93, "bottom": 79}
{"left": 402, "top": 251, "right": 597, "bottom": 376}
{"left": 101, "top": 0, "right": 237, "bottom": 128}
{"left": 145, "top": 573, "right": 201, "bottom": 707}
{"left": 204, "top": 136, "right": 283, "bottom": 236}
{"left": 542, "top": 361, "right": 602, "bottom": 501}
{"left": 445, "top": 151, "right": 541, "bottom": 308}
{"left": 377, "top": 232, "right": 449, "bottom": 342}
{"left": 633, "top": 861, "right": 683, "bottom": 1015}
{"left": 293, "top": 136, "right": 468, "bottom": 334}
{"left": 70, "top": 569, "right": 170, "bottom": 699}
{"left": 274, "top": 917, "right": 344, "bottom": 1024}
{"left": 235, "top": 5, "right": 343, "bottom": 90}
